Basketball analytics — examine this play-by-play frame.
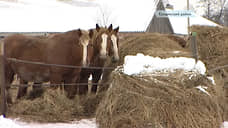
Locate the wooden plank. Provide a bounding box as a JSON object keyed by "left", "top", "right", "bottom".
{"left": 0, "top": 41, "right": 6, "bottom": 117}
{"left": 190, "top": 32, "right": 198, "bottom": 63}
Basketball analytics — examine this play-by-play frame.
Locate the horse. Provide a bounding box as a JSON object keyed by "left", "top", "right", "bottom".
{"left": 98, "top": 26, "right": 120, "bottom": 92}
{"left": 4, "top": 29, "right": 94, "bottom": 102}
{"left": 79, "top": 24, "right": 120, "bottom": 95}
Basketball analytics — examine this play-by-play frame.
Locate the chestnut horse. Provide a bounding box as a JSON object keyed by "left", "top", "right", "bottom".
{"left": 98, "top": 26, "right": 120, "bottom": 92}
{"left": 79, "top": 24, "right": 120, "bottom": 95}
{"left": 4, "top": 29, "right": 93, "bottom": 102}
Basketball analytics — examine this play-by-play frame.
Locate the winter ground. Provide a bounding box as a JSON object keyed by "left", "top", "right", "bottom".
{"left": 0, "top": 116, "right": 97, "bottom": 128}
{"left": 0, "top": 116, "right": 227, "bottom": 128}
{"left": 1, "top": 53, "right": 228, "bottom": 127}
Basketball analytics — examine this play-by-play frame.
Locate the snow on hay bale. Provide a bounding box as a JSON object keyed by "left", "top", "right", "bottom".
{"left": 96, "top": 54, "right": 224, "bottom": 128}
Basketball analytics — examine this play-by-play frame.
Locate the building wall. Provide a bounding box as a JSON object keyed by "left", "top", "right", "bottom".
{"left": 146, "top": 0, "right": 174, "bottom": 34}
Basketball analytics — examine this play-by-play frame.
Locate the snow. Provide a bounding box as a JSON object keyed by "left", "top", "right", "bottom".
{"left": 169, "top": 15, "right": 219, "bottom": 35}
{"left": 0, "top": 0, "right": 154, "bottom": 32}
{"left": 0, "top": 0, "right": 219, "bottom": 33}
{"left": 224, "top": 122, "right": 228, "bottom": 128}
{"left": 123, "top": 53, "right": 206, "bottom": 75}
{"left": 0, "top": 116, "right": 22, "bottom": 128}
{"left": 207, "top": 76, "right": 216, "bottom": 85}
{"left": 195, "top": 86, "right": 210, "bottom": 96}
{"left": 0, "top": 116, "right": 97, "bottom": 128}
{"left": 0, "top": 0, "right": 99, "bottom": 32}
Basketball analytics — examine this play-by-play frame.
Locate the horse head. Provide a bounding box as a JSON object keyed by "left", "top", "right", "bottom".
{"left": 109, "top": 26, "right": 120, "bottom": 62}
{"left": 93, "top": 24, "right": 113, "bottom": 60}
{"left": 78, "top": 29, "right": 94, "bottom": 67}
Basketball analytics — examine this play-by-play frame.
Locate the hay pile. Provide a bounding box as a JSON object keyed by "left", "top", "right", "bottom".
{"left": 118, "top": 33, "right": 190, "bottom": 65}
{"left": 101, "top": 32, "right": 190, "bottom": 91}
{"left": 97, "top": 30, "right": 227, "bottom": 128}
{"left": 190, "top": 25, "right": 228, "bottom": 120}
{"left": 8, "top": 88, "right": 104, "bottom": 122}
{"left": 96, "top": 69, "right": 224, "bottom": 128}
{"left": 190, "top": 26, "right": 228, "bottom": 70}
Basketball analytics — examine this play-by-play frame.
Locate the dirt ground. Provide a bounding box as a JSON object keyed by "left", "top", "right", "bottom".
{"left": 0, "top": 26, "right": 228, "bottom": 126}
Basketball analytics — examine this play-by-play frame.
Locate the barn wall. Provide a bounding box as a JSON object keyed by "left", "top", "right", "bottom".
{"left": 146, "top": 0, "right": 174, "bottom": 34}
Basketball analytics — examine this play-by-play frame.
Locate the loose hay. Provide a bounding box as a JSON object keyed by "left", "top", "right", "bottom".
{"left": 8, "top": 88, "right": 105, "bottom": 122}
{"left": 96, "top": 69, "right": 224, "bottom": 128}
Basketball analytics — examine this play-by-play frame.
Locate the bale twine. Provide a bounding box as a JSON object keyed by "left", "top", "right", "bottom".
{"left": 96, "top": 69, "right": 224, "bottom": 128}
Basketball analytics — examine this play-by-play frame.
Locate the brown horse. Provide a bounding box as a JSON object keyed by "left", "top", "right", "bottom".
{"left": 4, "top": 29, "right": 94, "bottom": 102}
{"left": 98, "top": 26, "right": 120, "bottom": 92}
{"left": 79, "top": 24, "right": 120, "bottom": 95}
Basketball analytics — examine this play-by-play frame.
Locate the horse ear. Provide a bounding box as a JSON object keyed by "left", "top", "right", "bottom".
{"left": 114, "top": 26, "right": 119, "bottom": 33}
{"left": 96, "top": 24, "right": 100, "bottom": 32}
{"left": 78, "top": 29, "right": 82, "bottom": 37}
{"left": 108, "top": 24, "right": 113, "bottom": 32}
{"left": 89, "top": 29, "right": 94, "bottom": 38}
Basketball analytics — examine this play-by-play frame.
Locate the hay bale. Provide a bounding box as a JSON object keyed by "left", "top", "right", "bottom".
{"left": 190, "top": 26, "right": 228, "bottom": 69}
{"left": 190, "top": 26, "right": 228, "bottom": 120}
{"left": 100, "top": 33, "right": 190, "bottom": 92}
{"left": 119, "top": 33, "right": 190, "bottom": 65}
{"left": 96, "top": 69, "right": 224, "bottom": 128}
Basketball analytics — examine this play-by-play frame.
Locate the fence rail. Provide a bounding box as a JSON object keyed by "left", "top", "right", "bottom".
{"left": 7, "top": 58, "right": 115, "bottom": 70}
{"left": 10, "top": 82, "right": 111, "bottom": 88}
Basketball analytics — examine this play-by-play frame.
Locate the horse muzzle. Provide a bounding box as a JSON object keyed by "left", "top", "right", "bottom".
{"left": 99, "top": 54, "right": 107, "bottom": 60}
{"left": 112, "top": 56, "right": 119, "bottom": 63}
{"left": 82, "top": 61, "right": 90, "bottom": 68}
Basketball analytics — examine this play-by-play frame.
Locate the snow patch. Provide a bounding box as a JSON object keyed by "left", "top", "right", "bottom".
{"left": 207, "top": 76, "right": 216, "bottom": 85}
{"left": 195, "top": 86, "right": 210, "bottom": 96}
{"left": 0, "top": 116, "right": 22, "bottom": 128}
{"left": 123, "top": 53, "right": 206, "bottom": 75}
{"left": 0, "top": 116, "right": 97, "bottom": 128}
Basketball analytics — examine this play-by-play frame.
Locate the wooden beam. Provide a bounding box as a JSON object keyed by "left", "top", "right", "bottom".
{"left": 0, "top": 41, "right": 6, "bottom": 117}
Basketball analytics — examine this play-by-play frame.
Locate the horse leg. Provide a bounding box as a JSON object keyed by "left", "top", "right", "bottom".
{"left": 64, "top": 76, "right": 78, "bottom": 99}
{"left": 50, "top": 72, "right": 62, "bottom": 88}
{"left": 5, "top": 65, "right": 14, "bottom": 104}
{"left": 99, "top": 68, "right": 112, "bottom": 92}
{"left": 28, "top": 83, "right": 44, "bottom": 99}
{"left": 17, "top": 80, "right": 28, "bottom": 99}
{"left": 78, "top": 69, "right": 90, "bottom": 95}
{"left": 91, "top": 69, "right": 103, "bottom": 94}
{"left": 66, "top": 69, "right": 83, "bottom": 98}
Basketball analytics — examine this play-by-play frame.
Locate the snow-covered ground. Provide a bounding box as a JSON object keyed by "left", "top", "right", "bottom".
{"left": 0, "top": 0, "right": 219, "bottom": 33}
{"left": 1, "top": 53, "right": 227, "bottom": 127}
{"left": 0, "top": 116, "right": 97, "bottom": 128}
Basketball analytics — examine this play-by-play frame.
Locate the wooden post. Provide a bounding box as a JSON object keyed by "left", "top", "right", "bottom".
{"left": 190, "top": 32, "right": 198, "bottom": 63}
{"left": 0, "top": 41, "right": 6, "bottom": 117}
{"left": 187, "top": 0, "right": 190, "bottom": 35}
